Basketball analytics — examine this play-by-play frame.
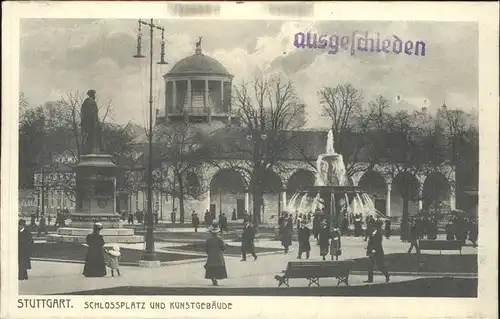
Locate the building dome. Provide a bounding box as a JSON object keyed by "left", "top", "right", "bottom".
{"left": 167, "top": 53, "right": 231, "bottom": 77}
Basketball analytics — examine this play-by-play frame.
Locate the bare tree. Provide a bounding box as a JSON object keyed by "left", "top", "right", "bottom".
{"left": 153, "top": 121, "right": 215, "bottom": 223}
{"left": 319, "top": 83, "right": 368, "bottom": 179}
{"left": 230, "top": 74, "right": 305, "bottom": 225}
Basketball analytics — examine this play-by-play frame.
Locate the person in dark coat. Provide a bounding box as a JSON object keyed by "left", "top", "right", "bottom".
{"left": 384, "top": 219, "right": 391, "bottom": 239}
{"left": 83, "top": 222, "right": 107, "bottom": 278}
{"left": 354, "top": 215, "right": 363, "bottom": 237}
{"left": 341, "top": 216, "right": 349, "bottom": 235}
{"left": 37, "top": 213, "right": 47, "bottom": 235}
{"left": 297, "top": 220, "right": 311, "bottom": 259}
{"left": 128, "top": 212, "right": 134, "bottom": 225}
{"left": 364, "top": 221, "right": 390, "bottom": 283}
{"left": 30, "top": 212, "right": 36, "bottom": 228}
{"left": 445, "top": 221, "right": 455, "bottom": 240}
{"left": 231, "top": 208, "right": 237, "bottom": 221}
{"left": 241, "top": 220, "right": 257, "bottom": 261}
{"left": 204, "top": 223, "right": 227, "bottom": 286}
{"left": 219, "top": 213, "right": 228, "bottom": 233}
{"left": 312, "top": 214, "right": 321, "bottom": 244}
{"left": 318, "top": 220, "right": 331, "bottom": 260}
{"left": 281, "top": 217, "right": 293, "bottom": 254}
{"left": 407, "top": 219, "right": 420, "bottom": 254}
{"left": 192, "top": 211, "right": 200, "bottom": 232}
{"left": 330, "top": 226, "right": 342, "bottom": 261}
{"left": 427, "top": 217, "right": 438, "bottom": 240}
{"left": 469, "top": 219, "right": 478, "bottom": 247}
{"left": 18, "top": 220, "right": 33, "bottom": 280}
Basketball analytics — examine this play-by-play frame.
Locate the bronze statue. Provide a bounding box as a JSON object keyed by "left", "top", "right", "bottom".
{"left": 81, "top": 89, "right": 102, "bottom": 154}
{"left": 195, "top": 37, "right": 203, "bottom": 52}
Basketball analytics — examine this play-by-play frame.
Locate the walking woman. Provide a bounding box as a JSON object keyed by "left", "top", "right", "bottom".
{"left": 204, "top": 222, "right": 228, "bottom": 286}
{"left": 83, "top": 222, "right": 107, "bottom": 277}
{"left": 330, "top": 225, "right": 342, "bottom": 261}
{"left": 281, "top": 217, "right": 293, "bottom": 254}
{"left": 318, "top": 220, "right": 331, "bottom": 261}
{"left": 18, "top": 220, "right": 34, "bottom": 280}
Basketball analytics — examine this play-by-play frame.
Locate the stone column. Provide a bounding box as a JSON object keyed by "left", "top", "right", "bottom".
{"left": 386, "top": 183, "right": 391, "bottom": 217}
{"left": 205, "top": 190, "right": 211, "bottom": 211}
{"left": 418, "top": 186, "right": 423, "bottom": 211}
{"left": 187, "top": 79, "right": 192, "bottom": 109}
{"left": 204, "top": 78, "right": 209, "bottom": 108}
{"left": 282, "top": 191, "right": 287, "bottom": 211}
{"left": 220, "top": 81, "right": 224, "bottom": 112}
{"left": 450, "top": 186, "right": 456, "bottom": 211}
{"left": 245, "top": 192, "right": 249, "bottom": 212}
{"left": 172, "top": 81, "right": 177, "bottom": 111}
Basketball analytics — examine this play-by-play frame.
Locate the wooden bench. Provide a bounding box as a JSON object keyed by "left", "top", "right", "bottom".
{"left": 274, "top": 260, "right": 353, "bottom": 287}
{"left": 418, "top": 240, "right": 462, "bottom": 255}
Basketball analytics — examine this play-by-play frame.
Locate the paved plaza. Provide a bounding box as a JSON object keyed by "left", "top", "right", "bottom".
{"left": 20, "top": 234, "right": 477, "bottom": 295}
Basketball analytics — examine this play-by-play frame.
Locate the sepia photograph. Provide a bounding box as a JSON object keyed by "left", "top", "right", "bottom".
{"left": 15, "top": 17, "right": 482, "bottom": 298}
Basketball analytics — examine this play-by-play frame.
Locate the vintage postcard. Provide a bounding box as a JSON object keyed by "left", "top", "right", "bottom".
{"left": 1, "top": 2, "right": 498, "bottom": 319}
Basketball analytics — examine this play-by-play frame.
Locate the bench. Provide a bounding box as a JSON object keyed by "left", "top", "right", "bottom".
{"left": 418, "top": 240, "right": 462, "bottom": 255}
{"left": 274, "top": 260, "right": 354, "bottom": 287}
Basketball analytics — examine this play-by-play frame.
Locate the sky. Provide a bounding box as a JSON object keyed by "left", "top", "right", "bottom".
{"left": 20, "top": 19, "right": 478, "bottom": 128}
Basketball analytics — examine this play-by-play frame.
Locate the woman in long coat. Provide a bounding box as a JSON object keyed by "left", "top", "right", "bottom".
{"left": 19, "top": 220, "right": 34, "bottom": 280}
{"left": 204, "top": 223, "right": 227, "bottom": 286}
{"left": 281, "top": 217, "right": 293, "bottom": 254}
{"left": 318, "top": 220, "right": 331, "bottom": 260}
{"left": 83, "top": 222, "right": 107, "bottom": 277}
{"left": 330, "top": 226, "right": 342, "bottom": 260}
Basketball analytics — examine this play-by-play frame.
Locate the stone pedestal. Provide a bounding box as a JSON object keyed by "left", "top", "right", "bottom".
{"left": 47, "top": 153, "right": 143, "bottom": 244}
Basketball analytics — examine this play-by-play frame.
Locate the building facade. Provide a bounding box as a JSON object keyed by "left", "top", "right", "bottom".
{"left": 24, "top": 42, "right": 465, "bottom": 222}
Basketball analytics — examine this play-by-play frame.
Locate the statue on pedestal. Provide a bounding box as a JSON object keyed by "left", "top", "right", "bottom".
{"left": 81, "top": 89, "right": 102, "bottom": 154}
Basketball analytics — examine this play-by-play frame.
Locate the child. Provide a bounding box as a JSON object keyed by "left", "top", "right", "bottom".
{"left": 105, "top": 245, "right": 121, "bottom": 277}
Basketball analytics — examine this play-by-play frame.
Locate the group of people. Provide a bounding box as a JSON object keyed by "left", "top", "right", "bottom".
{"left": 445, "top": 215, "right": 478, "bottom": 247}
{"left": 18, "top": 220, "right": 122, "bottom": 280}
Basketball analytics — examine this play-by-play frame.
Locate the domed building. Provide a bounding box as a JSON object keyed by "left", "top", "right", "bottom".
{"left": 159, "top": 39, "right": 234, "bottom": 128}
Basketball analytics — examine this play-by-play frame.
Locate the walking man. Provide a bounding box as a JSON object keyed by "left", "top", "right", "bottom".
{"left": 364, "top": 221, "right": 390, "bottom": 283}
{"left": 241, "top": 219, "right": 257, "bottom": 261}
{"left": 407, "top": 218, "right": 420, "bottom": 254}
{"left": 297, "top": 220, "right": 311, "bottom": 259}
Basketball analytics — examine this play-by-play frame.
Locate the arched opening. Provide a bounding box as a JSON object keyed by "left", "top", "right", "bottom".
{"left": 185, "top": 172, "right": 201, "bottom": 199}
{"left": 423, "top": 172, "right": 451, "bottom": 214}
{"left": 358, "top": 170, "right": 387, "bottom": 215}
{"left": 286, "top": 169, "right": 315, "bottom": 203}
{"left": 392, "top": 172, "right": 420, "bottom": 239}
{"left": 210, "top": 169, "right": 246, "bottom": 218}
{"left": 249, "top": 170, "right": 283, "bottom": 222}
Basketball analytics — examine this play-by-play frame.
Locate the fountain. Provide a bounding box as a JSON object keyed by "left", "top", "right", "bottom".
{"left": 286, "top": 129, "right": 386, "bottom": 228}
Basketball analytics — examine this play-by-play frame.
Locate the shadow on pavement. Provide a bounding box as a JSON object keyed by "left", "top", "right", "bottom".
{"left": 62, "top": 277, "right": 477, "bottom": 297}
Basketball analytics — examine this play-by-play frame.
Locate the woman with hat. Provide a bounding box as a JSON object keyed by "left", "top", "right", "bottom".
{"left": 330, "top": 225, "right": 342, "bottom": 261}
{"left": 318, "top": 220, "right": 331, "bottom": 260}
{"left": 18, "top": 219, "right": 34, "bottom": 280}
{"left": 204, "top": 222, "right": 227, "bottom": 286}
{"left": 83, "top": 222, "right": 107, "bottom": 277}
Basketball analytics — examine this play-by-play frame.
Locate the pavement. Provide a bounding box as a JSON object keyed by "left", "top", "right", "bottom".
{"left": 19, "top": 234, "right": 478, "bottom": 295}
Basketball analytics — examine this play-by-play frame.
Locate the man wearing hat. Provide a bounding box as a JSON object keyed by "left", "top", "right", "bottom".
{"left": 18, "top": 220, "right": 34, "bottom": 280}
{"left": 318, "top": 220, "right": 331, "bottom": 260}
{"left": 241, "top": 219, "right": 257, "bottom": 261}
{"left": 297, "top": 220, "right": 311, "bottom": 259}
{"left": 365, "top": 220, "right": 390, "bottom": 283}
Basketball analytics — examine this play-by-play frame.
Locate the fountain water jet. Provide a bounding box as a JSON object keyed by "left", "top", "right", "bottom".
{"left": 286, "top": 129, "right": 386, "bottom": 228}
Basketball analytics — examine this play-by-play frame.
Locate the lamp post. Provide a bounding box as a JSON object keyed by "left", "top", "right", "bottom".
{"left": 133, "top": 19, "right": 168, "bottom": 262}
